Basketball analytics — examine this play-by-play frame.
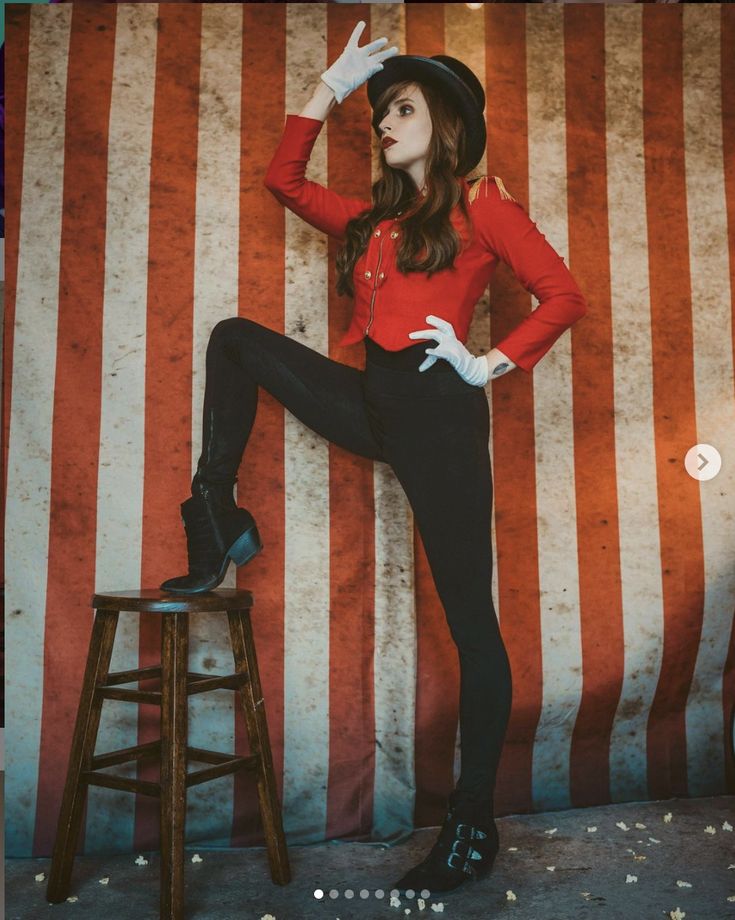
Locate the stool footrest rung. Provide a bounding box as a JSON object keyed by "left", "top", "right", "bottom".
{"left": 85, "top": 744, "right": 259, "bottom": 796}
{"left": 82, "top": 770, "right": 162, "bottom": 797}
{"left": 104, "top": 664, "right": 162, "bottom": 686}
{"left": 96, "top": 671, "right": 249, "bottom": 704}
{"left": 92, "top": 739, "right": 161, "bottom": 770}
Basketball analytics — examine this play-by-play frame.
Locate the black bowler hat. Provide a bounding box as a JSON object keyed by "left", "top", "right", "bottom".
{"left": 367, "top": 54, "right": 486, "bottom": 176}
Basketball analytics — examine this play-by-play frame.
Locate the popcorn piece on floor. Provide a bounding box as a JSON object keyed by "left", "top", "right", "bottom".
{"left": 430, "top": 904, "right": 444, "bottom": 913}
{"left": 728, "top": 865, "right": 735, "bottom": 870}
{"left": 625, "top": 848, "right": 636, "bottom": 854}
{"left": 546, "top": 866, "right": 556, "bottom": 872}
{"left": 99, "top": 877, "right": 110, "bottom": 885}
{"left": 391, "top": 896, "right": 401, "bottom": 908}
{"left": 669, "top": 909, "right": 686, "bottom": 920}
{"left": 587, "top": 826, "right": 597, "bottom": 832}
{"left": 404, "top": 910, "right": 411, "bottom": 916}
{"left": 723, "top": 821, "right": 733, "bottom": 832}
{"left": 704, "top": 826, "right": 716, "bottom": 834}
{"left": 545, "top": 828, "right": 558, "bottom": 835}
{"left": 135, "top": 855, "right": 149, "bottom": 866}
{"left": 34, "top": 872, "right": 46, "bottom": 882}
{"left": 259, "top": 915, "right": 276, "bottom": 920}
{"left": 506, "top": 890, "right": 517, "bottom": 901}
{"left": 418, "top": 899, "right": 425, "bottom": 910}
{"left": 625, "top": 875, "right": 638, "bottom": 883}
{"left": 634, "top": 822, "right": 647, "bottom": 829}
{"left": 191, "top": 854, "right": 203, "bottom": 863}
{"left": 616, "top": 821, "right": 629, "bottom": 831}
{"left": 67, "top": 896, "right": 79, "bottom": 903}
{"left": 648, "top": 837, "right": 661, "bottom": 844}
{"left": 507, "top": 846, "right": 518, "bottom": 851}
{"left": 676, "top": 880, "right": 692, "bottom": 888}
{"left": 633, "top": 855, "right": 647, "bottom": 861}
{"left": 663, "top": 812, "right": 673, "bottom": 823}
{"left": 727, "top": 895, "right": 735, "bottom": 902}
{"left": 580, "top": 892, "right": 592, "bottom": 900}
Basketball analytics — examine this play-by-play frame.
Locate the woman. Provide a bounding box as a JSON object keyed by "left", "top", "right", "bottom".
{"left": 160, "top": 21, "right": 587, "bottom": 894}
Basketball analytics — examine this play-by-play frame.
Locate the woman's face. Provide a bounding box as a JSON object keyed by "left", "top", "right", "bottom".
{"left": 377, "top": 83, "right": 433, "bottom": 187}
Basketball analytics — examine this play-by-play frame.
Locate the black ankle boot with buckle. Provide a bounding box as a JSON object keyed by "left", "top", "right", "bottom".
{"left": 391, "top": 792, "right": 499, "bottom": 895}
{"left": 159, "top": 472, "right": 263, "bottom": 595}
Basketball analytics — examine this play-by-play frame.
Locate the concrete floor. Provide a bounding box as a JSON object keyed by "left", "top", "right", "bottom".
{"left": 5, "top": 795, "right": 735, "bottom": 920}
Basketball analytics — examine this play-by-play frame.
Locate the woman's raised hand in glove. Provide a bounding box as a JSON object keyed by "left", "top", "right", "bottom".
{"left": 408, "top": 315, "right": 489, "bottom": 386}
{"left": 321, "top": 20, "right": 399, "bottom": 104}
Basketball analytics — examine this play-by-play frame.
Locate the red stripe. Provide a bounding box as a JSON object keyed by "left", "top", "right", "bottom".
{"left": 564, "top": 5, "right": 625, "bottom": 807}
{"left": 721, "top": 3, "right": 735, "bottom": 796}
{"left": 404, "top": 3, "right": 461, "bottom": 832}
{"left": 231, "top": 2, "right": 288, "bottom": 848}
{"left": 406, "top": 4, "right": 444, "bottom": 59}
{"left": 325, "top": 7, "right": 378, "bottom": 843}
{"left": 33, "top": 3, "right": 117, "bottom": 856}
{"left": 485, "top": 3, "right": 541, "bottom": 818}
{"left": 2, "top": 6, "right": 31, "bottom": 587}
{"left": 136, "top": 3, "right": 202, "bottom": 852}
{"left": 642, "top": 5, "right": 705, "bottom": 799}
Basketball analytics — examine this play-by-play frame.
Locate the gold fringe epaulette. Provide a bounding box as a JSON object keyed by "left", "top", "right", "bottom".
{"left": 468, "top": 175, "right": 517, "bottom": 205}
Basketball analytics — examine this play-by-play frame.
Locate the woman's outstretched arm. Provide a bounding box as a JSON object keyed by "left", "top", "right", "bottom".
{"left": 298, "top": 79, "right": 338, "bottom": 122}
{"left": 264, "top": 22, "right": 398, "bottom": 241}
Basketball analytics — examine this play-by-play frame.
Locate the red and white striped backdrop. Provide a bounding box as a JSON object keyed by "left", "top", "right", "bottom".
{"left": 4, "top": 3, "right": 734, "bottom": 859}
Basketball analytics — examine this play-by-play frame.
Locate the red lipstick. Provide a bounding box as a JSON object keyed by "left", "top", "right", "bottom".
{"left": 382, "top": 137, "right": 397, "bottom": 149}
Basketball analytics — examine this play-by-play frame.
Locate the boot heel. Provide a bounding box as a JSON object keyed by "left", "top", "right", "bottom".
{"left": 227, "top": 524, "right": 263, "bottom": 566}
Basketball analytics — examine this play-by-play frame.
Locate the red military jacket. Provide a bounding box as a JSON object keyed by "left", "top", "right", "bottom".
{"left": 264, "top": 114, "right": 588, "bottom": 373}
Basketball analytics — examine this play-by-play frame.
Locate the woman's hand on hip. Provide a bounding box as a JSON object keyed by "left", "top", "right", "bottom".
{"left": 408, "top": 315, "right": 489, "bottom": 387}
{"left": 321, "top": 20, "right": 399, "bottom": 104}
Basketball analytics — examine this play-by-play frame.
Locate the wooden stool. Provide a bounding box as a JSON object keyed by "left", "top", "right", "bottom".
{"left": 46, "top": 588, "right": 291, "bottom": 919}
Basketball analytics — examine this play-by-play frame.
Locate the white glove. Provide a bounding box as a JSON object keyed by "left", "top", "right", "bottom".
{"left": 321, "top": 20, "right": 399, "bottom": 104}
{"left": 408, "top": 315, "right": 489, "bottom": 386}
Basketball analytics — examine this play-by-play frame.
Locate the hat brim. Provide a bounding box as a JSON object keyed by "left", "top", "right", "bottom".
{"left": 367, "top": 55, "right": 486, "bottom": 175}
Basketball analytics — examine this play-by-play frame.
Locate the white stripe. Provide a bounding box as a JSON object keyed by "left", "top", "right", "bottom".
{"left": 282, "top": 4, "right": 332, "bottom": 843}
{"left": 446, "top": 2, "right": 492, "bottom": 792}
{"left": 605, "top": 5, "right": 665, "bottom": 803}
{"left": 184, "top": 2, "right": 245, "bottom": 848}
{"left": 5, "top": 2, "right": 72, "bottom": 857}
{"left": 682, "top": 5, "right": 735, "bottom": 795}
{"left": 85, "top": 2, "right": 159, "bottom": 855}
{"left": 526, "top": 6, "right": 583, "bottom": 811}
{"left": 367, "top": 3, "right": 421, "bottom": 839}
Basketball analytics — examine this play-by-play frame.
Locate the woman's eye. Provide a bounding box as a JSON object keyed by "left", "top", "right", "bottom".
{"left": 399, "top": 105, "right": 412, "bottom": 115}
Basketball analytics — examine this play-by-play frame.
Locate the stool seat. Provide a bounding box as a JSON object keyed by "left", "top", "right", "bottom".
{"left": 92, "top": 587, "right": 254, "bottom": 613}
{"left": 46, "top": 588, "right": 291, "bottom": 919}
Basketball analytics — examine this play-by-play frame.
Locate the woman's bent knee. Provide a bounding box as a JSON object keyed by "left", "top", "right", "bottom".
{"left": 210, "top": 316, "right": 258, "bottom": 339}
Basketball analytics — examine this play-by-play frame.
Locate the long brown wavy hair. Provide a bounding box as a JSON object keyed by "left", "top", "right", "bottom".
{"left": 334, "top": 79, "right": 479, "bottom": 298}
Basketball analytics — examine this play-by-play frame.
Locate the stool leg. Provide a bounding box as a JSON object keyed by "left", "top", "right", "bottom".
{"left": 159, "top": 610, "right": 189, "bottom": 920}
{"left": 46, "top": 609, "right": 119, "bottom": 903}
{"left": 228, "top": 608, "right": 291, "bottom": 885}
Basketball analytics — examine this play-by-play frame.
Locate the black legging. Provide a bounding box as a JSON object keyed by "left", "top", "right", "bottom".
{"left": 199, "top": 316, "right": 513, "bottom": 814}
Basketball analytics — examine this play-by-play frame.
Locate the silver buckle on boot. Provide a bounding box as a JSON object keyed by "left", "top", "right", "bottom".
{"left": 447, "top": 838, "right": 471, "bottom": 874}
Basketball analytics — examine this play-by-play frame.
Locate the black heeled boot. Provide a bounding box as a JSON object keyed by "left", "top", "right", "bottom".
{"left": 159, "top": 472, "right": 263, "bottom": 595}
{"left": 391, "top": 792, "right": 500, "bottom": 895}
